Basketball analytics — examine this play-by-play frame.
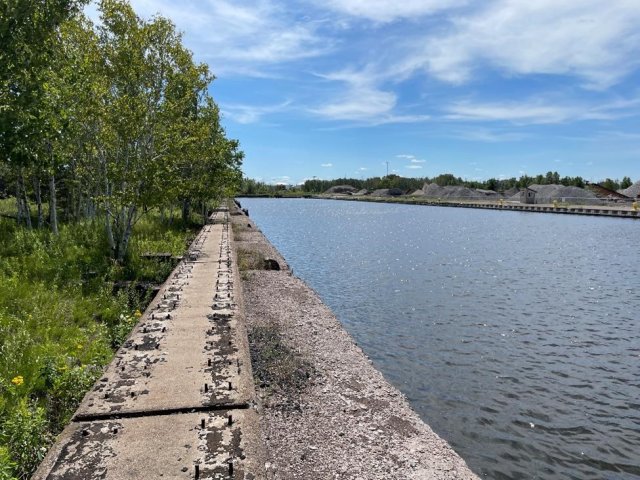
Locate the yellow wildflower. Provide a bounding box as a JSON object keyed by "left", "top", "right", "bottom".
{"left": 134, "top": 309, "right": 142, "bottom": 318}
{"left": 76, "top": 344, "right": 83, "bottom": 350}
{"left": 11, "top": 376, "right": 24, "bottom": 386}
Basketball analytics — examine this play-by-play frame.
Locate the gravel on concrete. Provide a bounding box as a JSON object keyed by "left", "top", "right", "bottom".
{"left": 232, "top": 212, "right": 479, "bottom": 480}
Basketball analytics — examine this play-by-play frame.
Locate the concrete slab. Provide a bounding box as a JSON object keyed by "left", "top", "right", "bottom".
{"left": 76, "top": 304, "right": 252, "bottom": 418}
{"left": 75, "top": 222, "right": 253, "bottom": 418}
{"left": 34, "top": 409, "right": 264, "bottom": 480}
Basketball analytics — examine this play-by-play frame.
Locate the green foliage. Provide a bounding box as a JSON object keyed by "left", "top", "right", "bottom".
{"left": 621, "top": 176, "right": 633, "bottom": 189}
{"left": 0, "top": 210, "right": 192, "bottom": 478}
{"left": 1, "top": 1, "right": 241, "bottom": 260}
{"left": 0, "top": 400, "right": 50, "bottom": 480}
{"left": 294, "top": 170, "right": 632, "bottom": 195}
{"left": 0, "top": 445, "right": 16, "bottom": 480}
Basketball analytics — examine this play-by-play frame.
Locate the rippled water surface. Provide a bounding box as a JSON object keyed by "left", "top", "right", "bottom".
{"left": 240, "top": 198, "right": 640, "bottom": 479}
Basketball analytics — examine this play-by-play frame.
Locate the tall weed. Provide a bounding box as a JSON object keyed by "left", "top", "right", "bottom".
{"left": 0, "top": 209, "right": 195, "bottom": 478}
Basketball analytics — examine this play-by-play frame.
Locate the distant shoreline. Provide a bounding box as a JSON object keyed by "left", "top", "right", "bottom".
{"left": 237, "top": 194, "right": 640, "bottom": 219}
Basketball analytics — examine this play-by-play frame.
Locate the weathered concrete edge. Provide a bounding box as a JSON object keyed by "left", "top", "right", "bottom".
{"left": 33, "top": 211, "right": 268, "bottom": 480}
{"left": 225, "top": 213, "right": 269, "bottom": 477}
{"left": 31, "top": 233, "right": 207, "bottom": 480}
{"left": 232, "top": 204, "right": 480, "bottom": 479}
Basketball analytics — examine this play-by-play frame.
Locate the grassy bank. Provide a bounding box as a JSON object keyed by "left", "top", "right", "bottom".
{"left": 0, "top": 199, "right": 199, "bottom": 479}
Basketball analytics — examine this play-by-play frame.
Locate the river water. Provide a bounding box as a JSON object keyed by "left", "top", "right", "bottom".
{"left": 239, "top": 197, "right": 639, "bottom": 480}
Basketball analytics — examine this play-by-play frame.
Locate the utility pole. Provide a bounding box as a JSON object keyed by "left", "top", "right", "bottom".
{"left": 386, "top": 161, "right": 389, "bottom": 177}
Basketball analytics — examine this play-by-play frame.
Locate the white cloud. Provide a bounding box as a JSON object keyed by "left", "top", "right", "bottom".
{"left": 359, "top": 167, "right": 368, "bottom": 171}
{"left": 406, "top": 164, "right": 423, "bottom": 169}
{"left": 221, "top": 101, "right": 290, "bottom": 124}
{"left": 414, "top": 0, "right": 640, "bottom": 88}
{"left": 411, "top": 158, "right": 426, "bottom": 163}
{"left": 447, "top": 127, "right": 530, "bottom": 142}
{"left": 396, "top": 154, "right": 415, "bottom": 159}
{"left": 310, "top": 69, "right": 430, "bottom": 124}
{"left": 321, "top": 163, "right": 333, "bottom": 167}
{"left": 443, "top": 96, "right": 640, "bottom": 124}
{"left": 122, "top": 0, "right": 329, "bottom": 76}
{"left": 323, "top": 0, "right": 467, "bottom": 23}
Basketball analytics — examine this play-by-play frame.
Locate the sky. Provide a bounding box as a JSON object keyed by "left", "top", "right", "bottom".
{"left": 90, "top": 0, "right": 640, "bottom": 185}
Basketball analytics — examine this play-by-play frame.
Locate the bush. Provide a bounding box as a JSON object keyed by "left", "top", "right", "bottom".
{"left": 0, "top": 209, "right": 195, "bottom": 478}
{"left": 0, "top": 446, "right": 16, "bottom": 480}
{"left": 0, "top": 400, "right": 50, "bottom": 480}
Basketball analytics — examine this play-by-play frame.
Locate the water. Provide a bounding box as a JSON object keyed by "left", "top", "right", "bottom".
{"left": 239, "top": 198, "right": 640, "bottom": 479}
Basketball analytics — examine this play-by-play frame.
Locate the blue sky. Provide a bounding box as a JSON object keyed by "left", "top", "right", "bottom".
{"left": 96, "top": 0, "right": 640, "bottom": 184}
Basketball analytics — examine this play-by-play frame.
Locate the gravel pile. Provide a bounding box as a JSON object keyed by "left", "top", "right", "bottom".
{"left": 325, "top": 185, "right": 358, "bottom": 194}
{"left": 620, "top": 180, "right": 640, "bottom": 198}
{"left": 419, "top": 183, "right": 484, "bottom": 200}
{"left": 476, "top": 189, "right": 502, "bottom": 198}
{"left": 233, "top": 216, "right": 479, "bottom": 480}
{"left": 370, "top": 188, "right": 403, "bottom": 196}
{"left": 510, "top": 184, "right": 600, "bottom": 204}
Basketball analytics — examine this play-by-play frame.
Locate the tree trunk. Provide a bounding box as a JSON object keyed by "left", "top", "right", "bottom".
{"left": 16, "top": 179, "right": 23, "bottom": 225}
{"left": 115, "top": 205, "right": 137, "bottom": 262}
{"left": 33, "top": 175, "right": 43, "bottom": 228}
{"left": 20, "top": 173, "right": 32, "bottom": 229}
{"left": 182, "top": 198, "right": 190, "bottom": 224}
{"left": 49, "top": 174, "right": 59, "bottom": 235}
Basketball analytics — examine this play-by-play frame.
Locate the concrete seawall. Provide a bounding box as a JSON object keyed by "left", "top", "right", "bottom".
{"left": 232, "top": 203, "right": 479, "bottom": 479}
{"left": 34, "top": 207, "right": 266, "bottom": 480}
{"left": 34, "top": 203, "right": 480, "bottom": 479}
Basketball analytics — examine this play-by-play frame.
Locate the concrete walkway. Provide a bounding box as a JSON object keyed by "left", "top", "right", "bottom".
{"left": 34, "top": 207, "right": 265, "bottom": 480}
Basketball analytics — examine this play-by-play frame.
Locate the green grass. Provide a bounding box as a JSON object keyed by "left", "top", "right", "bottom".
{"left": 0, "top": 199, "right": 198, "bottom": 479}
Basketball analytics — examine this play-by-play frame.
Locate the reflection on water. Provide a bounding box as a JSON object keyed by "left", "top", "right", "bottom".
{"left": 240, "top": 198, "right": 640, "bottom": 480}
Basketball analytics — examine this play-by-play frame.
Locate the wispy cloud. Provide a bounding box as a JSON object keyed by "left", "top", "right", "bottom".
{"left": 321, "top": 163, "right": 333, "bottom": 167}
{"left": 406, "top": 164, "right": 423, "bottom": 169}
{"left": 446, "top": 127, "right": 530, "bottom": 142}
{"left": 125, "top": 0, "right": 330, "bottom": 76}
{"left": 443, "top": 96, "right": 640, "bottom": 124}
{"left": 221, "top": 101, "right": 290, "bottom": 124}
{"left": 410, "top": 0, "right": 640, "bottom": 88}
{"left": 322, "top": 0, "right": 467, "bottom": 23}
{"left": 310, "top": 69, "right": 430, "bottom": 124}
{"left": 396, "top": 154, "right": 425, "bottom": 163}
